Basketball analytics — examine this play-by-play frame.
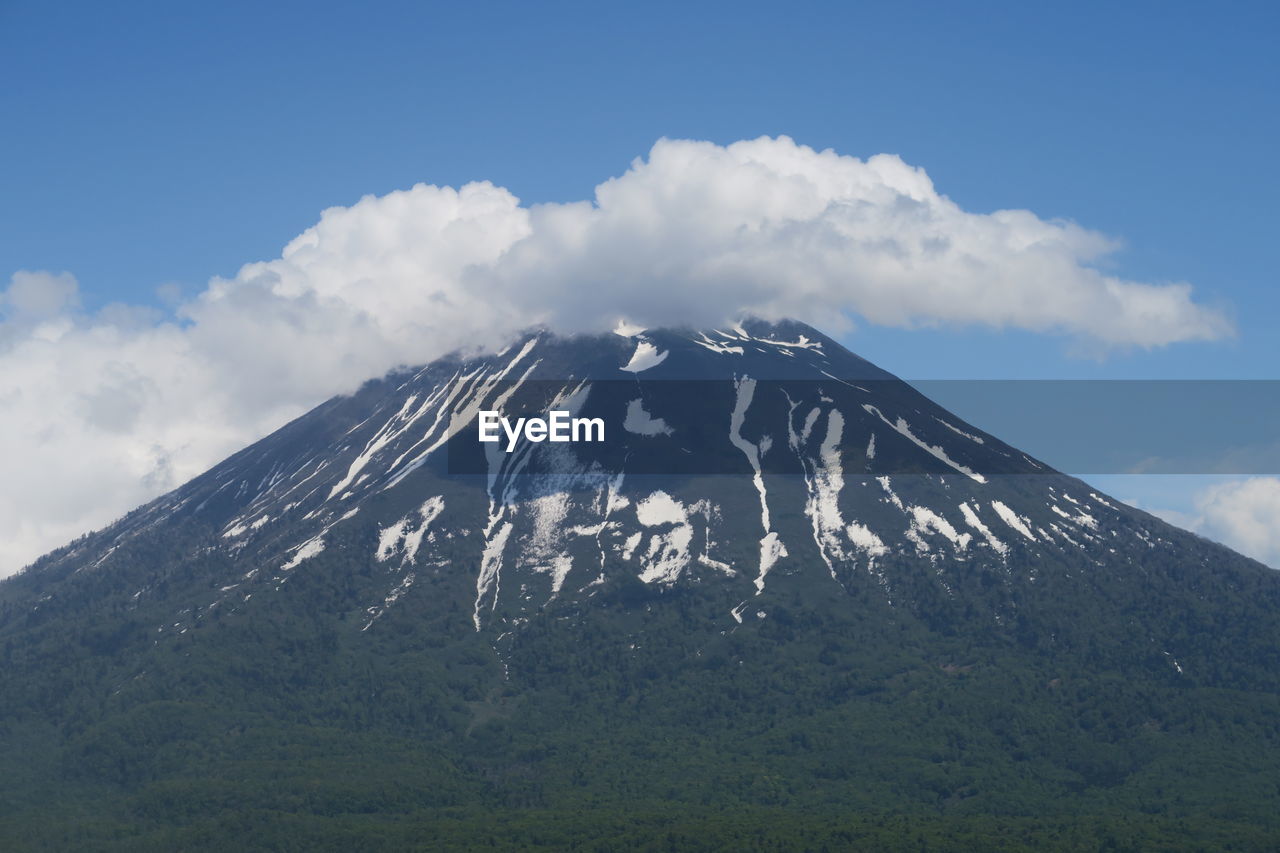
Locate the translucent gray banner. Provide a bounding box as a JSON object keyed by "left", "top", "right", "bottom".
{"left": 913, "top": 380, "right": 1280, "bottom": 475}
{"left": 439, "top": 379, "right": 1280, "bottom": 476}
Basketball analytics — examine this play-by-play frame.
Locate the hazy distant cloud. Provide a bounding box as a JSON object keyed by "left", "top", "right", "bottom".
{"left": 1151, "top": 478, "right": 1280, "bottom": 569}
{"left": 0, "top": 136, "right": 1234, "bottom": 575}
{"left": 1, "top": 269, "right": 80, "bottom": 320}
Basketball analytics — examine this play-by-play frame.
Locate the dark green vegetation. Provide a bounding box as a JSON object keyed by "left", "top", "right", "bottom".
{"left": 2, "top": 486, "right": 1279, "bottom": 851}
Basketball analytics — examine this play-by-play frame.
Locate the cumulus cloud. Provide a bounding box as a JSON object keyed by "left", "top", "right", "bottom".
{"left": 0, "top": 136, "right": 1232, "bottom": 575}
{"left": 1151, "top": 478, "right": 1280, "bottom": 569}
{"left": 501, "top": 138, "right": 1231, "bottom": 347}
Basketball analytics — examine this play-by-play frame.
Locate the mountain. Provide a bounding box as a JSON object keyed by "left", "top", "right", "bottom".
{"left": 2, "top": 319, "right": 1279, "bottom": 851}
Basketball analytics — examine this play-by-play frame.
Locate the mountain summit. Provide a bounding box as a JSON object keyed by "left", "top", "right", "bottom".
{"left": 3, "top": 320, "right": 1279, "bottom": 849}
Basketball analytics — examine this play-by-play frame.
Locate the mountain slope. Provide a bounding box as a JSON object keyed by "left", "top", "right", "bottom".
{"left": 2, "top": 319, "right": 1279, "bottom": 850}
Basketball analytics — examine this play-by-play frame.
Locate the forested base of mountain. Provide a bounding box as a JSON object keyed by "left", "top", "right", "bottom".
{"left": 2, "top": 706, "right": 1278, "bottom": 853}
{"left": 3, "top": 565, "right": 1280, "bottom": 851}
{"left": 4, "top": 802, "right": 1277, "bottom": 852}
{"left": 4, "top": 479, "right": 1280, "bottom": 851}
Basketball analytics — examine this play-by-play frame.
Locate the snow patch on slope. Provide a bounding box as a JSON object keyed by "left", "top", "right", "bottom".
{"left": 692, "top": 332, "right": 745, "bottom": 355}
{"left": 906, "top": 506, "right": 971, "bottom": 553}
{"left": 787, "top": 404, "right": 887, "bottom": 583}
{"left": 620, "top": 339, "right": 668, "bottom": 372}
{"left": 281, "top": 535, "right": 325, "bottom": 571}
{"left": 959, "top": 502, "right": 1008, "bottom": 555}
{"left": 474, "top": 518, "right": 514, "bottom": 630}
{"left": 629, "top": 491, "right": 725, "bottom": 585}
{"left": 624, "top": 398, "right": 673, "bottom": 436}
{"left": 376, "top": 496, "right": 446, "bottom": 564}
{"left": 1051, "top": 504, "right": 1098, "bottom": 529}
{"left": 991, "top": 500, "right": 1037, "bottom": 542}
{"left": 934, "top": 417, "right": 985, "bottom": 444}
{"left": 729, "top": 376, "right": 785, "bottom": 592}
{"left": 862, "top": 404, "right": 987, "bottom": 483}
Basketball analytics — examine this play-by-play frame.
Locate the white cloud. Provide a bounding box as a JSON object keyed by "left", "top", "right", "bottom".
{"left": 1, "top": 269, "right": 80, "bottom": 319}
{"left": 0, "top": 136, "right": 1233, "bottom": 576}
{"left": 1153, "top": 478, "right": 1280, "bottom": 569}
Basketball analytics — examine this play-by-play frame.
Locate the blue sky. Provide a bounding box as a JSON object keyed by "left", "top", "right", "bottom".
{"left": 4, "top": 0, "right": 1276, "bottom": 377}
{"left": 1, "top": 0, "right": 1278, "bottom": 569}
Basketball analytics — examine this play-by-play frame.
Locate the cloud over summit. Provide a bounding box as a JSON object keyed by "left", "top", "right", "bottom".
{"left": 0, "top": 136, "right": 1232, "bottom": 575}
